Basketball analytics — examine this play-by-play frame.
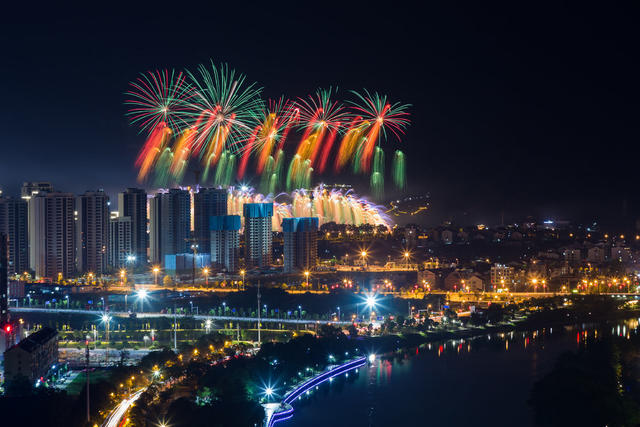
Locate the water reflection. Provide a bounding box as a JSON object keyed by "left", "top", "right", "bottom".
{"left": 285, "top": 318, "right": 640, "bottom": 427}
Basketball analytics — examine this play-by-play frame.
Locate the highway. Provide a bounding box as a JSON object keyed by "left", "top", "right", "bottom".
{"left": 102, "top": 388, "right": 145, "bottom": 427}
{"left": 9, "top": 307, "right": 353, "bottom": 325}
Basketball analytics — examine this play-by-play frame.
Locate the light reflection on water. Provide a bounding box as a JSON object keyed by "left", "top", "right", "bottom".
{"left": 285, "top": 319, "right": 640, "bottom": 427}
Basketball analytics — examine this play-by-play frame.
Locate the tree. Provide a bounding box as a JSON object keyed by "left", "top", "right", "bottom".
{"left": 347, "top": 324, "right": 358, "bottom": 337}
{"left": 529, "top": 340, "right": 640, "bottom": 426}
{"left": 318, "top": 324, "right": 343, "bottom": 339}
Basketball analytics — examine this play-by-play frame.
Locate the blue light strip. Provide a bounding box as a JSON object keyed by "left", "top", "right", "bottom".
{"left": 268, "top": 356, "right": 366, "bottom": 426}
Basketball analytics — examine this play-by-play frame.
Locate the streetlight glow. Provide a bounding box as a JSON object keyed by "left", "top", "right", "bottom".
{"left": 365, "top": 294, "right": 377, "bottom": 308}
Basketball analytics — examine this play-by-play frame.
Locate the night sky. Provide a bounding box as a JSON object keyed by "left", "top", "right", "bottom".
{"left": 2, "top": 3, "right": 638, "bottom": 226}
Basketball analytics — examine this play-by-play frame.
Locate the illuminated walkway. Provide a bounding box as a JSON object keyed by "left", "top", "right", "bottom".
{"left": 266, "top": 356, "right": 367, "bottom": 426}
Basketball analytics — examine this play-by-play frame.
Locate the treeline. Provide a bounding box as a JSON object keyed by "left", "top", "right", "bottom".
{"left": 530, "top": 335, "right": 640, "bottom": 426}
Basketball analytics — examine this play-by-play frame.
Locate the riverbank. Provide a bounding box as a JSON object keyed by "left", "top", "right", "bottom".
{"left": 360, "top": 297, "right": 640, "bottom": 355}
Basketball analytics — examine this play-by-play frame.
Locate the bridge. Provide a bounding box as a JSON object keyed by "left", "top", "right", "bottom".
{"left": 266, "top": 356, "right": 367, "bottom": 426}
{"left": 9, "top": 307, "right": 353, "bottom": 326}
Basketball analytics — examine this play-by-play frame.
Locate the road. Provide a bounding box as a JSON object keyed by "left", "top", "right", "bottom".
{"left": 102, "top": 388, "right": 145, "bottom": 427}
{"left": 9, "top": 307, "right": 353, "bottom": 325}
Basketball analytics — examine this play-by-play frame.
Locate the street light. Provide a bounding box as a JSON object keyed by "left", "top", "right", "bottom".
{"left": 360, "top": 251, "right": 368, "bottom": 268}
{"left": 137, "top": 289, "right": 148, "bottom": 312}
{"left": 304, "top": 270, "right": 310, "bottom": 288}
{"left": 101, "top": 314, "right": 111, "bottom": 364}
{"left": 152, "top": 266, "right": 160, "bottom": 285}
{"left": 262, "top": 383, "right": 277, "bottom": 402}
{"left": 240, "top": 269, "right": 246, "bottom": 291}
{"left": 404, "top": 251, "right": 410, "bottom": 269}
{"left": 365, "top": 294, "right": 377, "bottom": 309}
{"left": 203, "top": 268, "right": 209, "bottom": 286}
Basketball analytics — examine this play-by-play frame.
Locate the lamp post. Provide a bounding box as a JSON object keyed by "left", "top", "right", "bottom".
{"left": 125, "top": 255, "right": 136, "bottom": 290}
{"left": 304, "top": 270, "right": 310, "bottom": 289}
{"left": 240, "top": 269, "right": 246, "bottom": 291}
{"left": 360, "top": 251, "right": 368, "bottom": 269}
{"left": 137, "top": 289, "right": 148, "bottom": 313}
{"left": 101, "top": 314, "right": 111, "bottom": 365}
{"left": 404, "top": 251, "right": 410, "bottom": 270}
{"left": 152, "top": 266, "right": 160, "bottom": 285}
{"left": 203, "top": 268, "right": 209, "bottom": 286}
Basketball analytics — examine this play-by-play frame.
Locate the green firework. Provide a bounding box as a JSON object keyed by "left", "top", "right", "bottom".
{"left": 273, "top": 149, "right": 285, "bottom": 189}
{"left": 260, "top": 156, "right": 275, "bottom": 194}
{"left": 370, "top": 147, "right": 385, "bottom": 199}
{"left": 154, "top": 148, "right": 174, "bottom": 187}
{"left": 224, "top": 153, "right": 236, "bottom": 186}
{"left": 392, "top": 150, "right": 406, "bottom": 190}
{"left": 214, "top": 151, "right": 232, "bottom": 186}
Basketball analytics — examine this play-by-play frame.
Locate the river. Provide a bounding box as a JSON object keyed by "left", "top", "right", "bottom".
{"left": 281, "top": 319, "right": 639, "bottom": 426}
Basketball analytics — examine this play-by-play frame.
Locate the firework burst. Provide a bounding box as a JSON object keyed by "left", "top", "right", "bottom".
{"left": 186, "top": 61, "right": 263, "bottom": 168}
{"left": 348, "top": 89, "right": 410, "bottom": 173}
{"left": 124, "top": 64, "right": 412, "bottom": 198}
{"left": 125, "top": 69, "right": 192, "bottom": 133}
{"left": 125, "top": 70, "right": 192, "bottom": 181}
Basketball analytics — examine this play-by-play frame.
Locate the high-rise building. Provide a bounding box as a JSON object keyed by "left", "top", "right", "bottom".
{"left": 193, "top": 188, "right": 227, "bottom": 253}
{"left": 0, "top": 196, "right": 29, "bottom": 275}
{"left": 23, "top": 182, "right": 54, "bottom": 271}
{"left": 149, "top": 189, "right": 190, "bottom": 266}
{"left": 21, "top": 182, "right": 53, "bottom": 199}
{"left": 109, "top": 216, "right": 133, "bottom": 269}
{"left": 1, "top": 233, "right": 8, "bottom": 324}
{"left": 283, "top": 217, "right": 319, "bottom": 273}
{"left": 76, "top": 190, "right": 109, "bottom": 275}
{"left": 30, "top": 193, "right": 75, "bottom": 280}
{"left": 117, "top": 188, "right": 147, "bottom": 266}
{"left": 210, "top": 215, "right": 241, "bottom": 272}
{"left": 243, "top": 203, "right": 273, "bottom": 269}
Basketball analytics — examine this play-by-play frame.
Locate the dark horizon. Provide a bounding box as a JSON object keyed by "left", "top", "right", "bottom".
{"left": 2, "top": 3, "right": 639, "bottom": 227}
